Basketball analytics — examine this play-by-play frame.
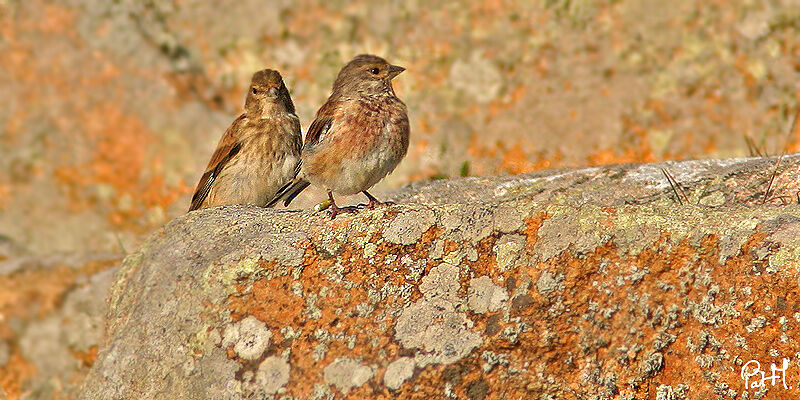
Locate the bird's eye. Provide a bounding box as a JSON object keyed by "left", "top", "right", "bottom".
{"left": 369, "top": 68, "right": 380, "bottom": 75}
{"left": 252, "top": 88, "right": 258, "bottom": 94}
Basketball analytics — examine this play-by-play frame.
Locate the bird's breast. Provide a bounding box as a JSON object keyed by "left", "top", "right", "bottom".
{"left": 300, "top": 97, "right": 409, "bottom": 194}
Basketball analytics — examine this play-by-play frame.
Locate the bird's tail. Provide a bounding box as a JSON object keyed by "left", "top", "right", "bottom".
{"left": 267, "top": 178, "right": 311, "bottom": 208}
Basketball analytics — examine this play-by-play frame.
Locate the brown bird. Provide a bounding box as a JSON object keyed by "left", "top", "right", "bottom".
{"left": 189, "top": 69, "right": 302, "bottom": 211}
{"left": 267, "top": 54, "right": 409, "bottom": 219}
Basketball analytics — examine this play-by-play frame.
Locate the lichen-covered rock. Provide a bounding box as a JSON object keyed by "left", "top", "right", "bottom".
{"left": 81, "top": 155, "right": 800, "bottom": 399}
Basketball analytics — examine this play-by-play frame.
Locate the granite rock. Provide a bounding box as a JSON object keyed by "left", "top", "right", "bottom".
{"left": 80, "top": 155, "right": 800, "bottom": 399}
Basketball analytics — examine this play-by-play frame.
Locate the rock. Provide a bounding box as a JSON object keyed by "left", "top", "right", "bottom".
{"left": 222, "top": 315, "right": 273, "bottom": 361}
{"left": 323, "top": 358, "right": 375, "bottom": 395}
{"left": 0, "top": 255, "right": 120, "bottom": 399}
{"left": 384, "top": 357, "right": 415, "bottom": 390}
{"left": 0, "top": 339, "right": 9, "bottom": 367}
{"left": 81, "top": 155, "right": 800, "bottom": 399}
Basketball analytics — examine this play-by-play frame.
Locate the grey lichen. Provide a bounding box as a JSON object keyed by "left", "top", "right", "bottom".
{"left": 382, "top": 208, "right": 437, "bottom": 245}
{"left": 652, "top": 331, "right": 677, "bottom": 351}
{"left": 323, "top": 357, "right": 374, "bottom": 394}
{"left": 640, "top": 352, "right": 664, "bottom": 378}
{"left": 655, "top": 383, "right": 689, "bottom": 400}
{"left": 534, "top": 206, "right": 605, "bottom": 261}
{"left": 694, "top": 354, "right": 714, "bottom": 369}
{"left": 440, "top": 206, "right": 495, "bottom": 244}
{"left": 258, "top": 233, "right": 307, "bottom": 268}
{"left": 222, "top": 316, "right": 272, "bottom": 360}
{"left": 689, "top": 290, "right": 740, "bottom": 325}
{"left": 394, "top": 262, "right": 484, "bottom": 365}
{"left": 468, "top": 276, "right": 509, "bottom": 314}
{"left": 395, "top": 298, "right": 483, "bottom": 366}
{"left": 419, "top": 263, "right": 461, "bottom": 301}
{"left": 254, "top": 356, "right": 290, "bottom": 394}
{"left": 384, "top": 357, "right": 415, "bottom": 390}
{"left": 480, "top": 351, "right": 509, "bottom": 373}
{"left": 745, "top": 316, "right": 767, "bottom": 333}
{"left": 312, "top": 342, "right": 328, "bottom": 361}
{"left": 0, "top": 339, "right": 9, "bottom": 367}
{"left": 492, "top": 203, "right": 527, "bottom": 233}
{"left": 493, "top": 235, "right": 526, "bottom": 272}
{"left": 686, "top": 330, "right": 723, "bottom": 354}
{"left": 536, "top": 270, "right": 564, "bottom": 295}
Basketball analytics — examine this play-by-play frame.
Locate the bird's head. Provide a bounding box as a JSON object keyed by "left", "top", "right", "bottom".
{"left": 333, "top": 54, "right": 405, "bottom": 98}
{"left": 245, "top": 69, "right": 296, "bottom": 116}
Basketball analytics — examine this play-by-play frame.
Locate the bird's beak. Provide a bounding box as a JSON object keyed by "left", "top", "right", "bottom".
{"left": 387, "top": 65, "right": 405, "bottom": 80}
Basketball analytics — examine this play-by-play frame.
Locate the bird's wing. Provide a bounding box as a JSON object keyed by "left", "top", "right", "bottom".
{"left": 263, "top": 113, "right": 306, "bottom": 208}
{"left": 289, "top": 113, "right": 303, "bottom": 156}
{"left": 189, "top": 115, "right": 246, "bottom": 211}
{"left": 303, "top": 100, "right": 338, "bottom": 148}
{"left": 265, "top": 178, "right": 310, "bottom": 208}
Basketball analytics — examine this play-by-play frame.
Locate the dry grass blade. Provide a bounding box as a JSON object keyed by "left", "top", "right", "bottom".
{"left": 762, "top": 155, "right": 784, "bottom": 204}
{"left": 760, "top": 109, "right": 799, "bottom": 204}
{"left": 774, "top": 195, "right": 790, "bottom": 205}
{"left": 787, "top": 109, "right": 799, "bottom": 142}
{"left": 744, "top": 135, "right": 763, "bottom": 157}
{"left": 661, "top": 167, "right": 689, "bottom": 205}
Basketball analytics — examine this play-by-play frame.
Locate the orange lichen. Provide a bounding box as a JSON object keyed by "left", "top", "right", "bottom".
{"left": 500, "top": 144, "right": 556, "bottom": 174}
{"left": 70, "top": 346, "right": 99, "bottom": 368}
{"left": 0, "top": 351, "right": 37, "bottom": 399}
{"left": 487, "top": 85, "right": 527, "bottom": 119}
{"left": 523, "top": 214, "right": 544, "bottom": 247}
{"left": 0, "top": 258, "right": 118, "bottom": 319}
{"left": 0, "top": 184, "right": 9, "bottom": 210}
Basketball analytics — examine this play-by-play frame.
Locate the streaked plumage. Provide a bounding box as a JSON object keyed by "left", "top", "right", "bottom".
{"left": 189, "top": 69, "right": 301, "bottom": 211}
{"left": 267, "top": 54, "right": 409, "bottom": 219}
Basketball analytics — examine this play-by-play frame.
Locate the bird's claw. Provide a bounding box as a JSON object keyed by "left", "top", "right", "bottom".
{"left": 366, "top": 199, "right": 394, "bottom": 209}
{"left": 328, "top": 205, "right": 358, "bottom": 220}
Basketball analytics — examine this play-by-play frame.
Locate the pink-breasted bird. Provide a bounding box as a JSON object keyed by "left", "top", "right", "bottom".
{"left": 189, "top": 69, "right": 302, "bottom": 211}
{"left": 267, "top": 54, "right": 409, "bottom": 218}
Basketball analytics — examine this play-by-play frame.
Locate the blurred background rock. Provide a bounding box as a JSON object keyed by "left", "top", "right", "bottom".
{"left": 2, "top": 0, "right": 799, "bottom": 256}
{"left": 1, "top": 0, "right": 799, "bottom": 397}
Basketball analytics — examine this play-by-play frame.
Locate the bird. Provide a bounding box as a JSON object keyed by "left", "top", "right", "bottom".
{"left": 188, "top": 69, "right": 302, "bottom": 211}
{"left": 266, "top": 54, "right": 409, "bottom": 219}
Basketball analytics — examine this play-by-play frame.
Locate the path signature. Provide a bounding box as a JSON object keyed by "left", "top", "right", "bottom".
{"left": 741, "top": 358, "right": 791, "bottom": 390}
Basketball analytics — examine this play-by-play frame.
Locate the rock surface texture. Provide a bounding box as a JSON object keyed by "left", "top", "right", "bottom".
{"left": 80, "top": 155, "right": 800, "bottom": 400}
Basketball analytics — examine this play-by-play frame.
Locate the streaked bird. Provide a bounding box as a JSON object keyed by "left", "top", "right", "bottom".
{"left": 189, "top": 69, "right": 301, "bottom": 211}
{"left": 267, "top": 54, "right": 409, "bottom": 219}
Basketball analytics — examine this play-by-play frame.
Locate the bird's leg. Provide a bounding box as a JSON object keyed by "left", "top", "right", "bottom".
{"left": 363, "top": 190, "right": 394, "bottom": 209}
{"left": 328, "top": 191, "right": 357, "bottom": 219}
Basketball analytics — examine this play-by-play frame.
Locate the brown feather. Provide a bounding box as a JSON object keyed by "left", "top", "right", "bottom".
{"left": 304, "top": 109, "right": 334, "bottom": 148}
{"left": 189, "top": 115, "right": 247, "bottom": 211}
{"left": 266, "top": 55, "right": 409, "bottom": 216}
{"left": 189, "top": 69, "right": 302, "bottom": 211}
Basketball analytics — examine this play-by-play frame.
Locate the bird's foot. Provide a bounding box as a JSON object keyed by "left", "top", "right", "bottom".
{"left": 328, "top": 205, "right": 358, "bottom": 220}
{"left": 362, "top": 191, "right": 394, "bottom": 209}
{"left": 366, "top": 199, "right": 394, "bottom": 209}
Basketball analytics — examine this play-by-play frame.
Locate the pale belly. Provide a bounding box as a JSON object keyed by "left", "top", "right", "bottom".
{"left": 326, "top": 140, "right": 403, "bottom": 195}
{"left": 304, "top": 131, "right": 406, "bottom": 195}
{"left": 206, "top": 150, "right": 299, "bottom": 207}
